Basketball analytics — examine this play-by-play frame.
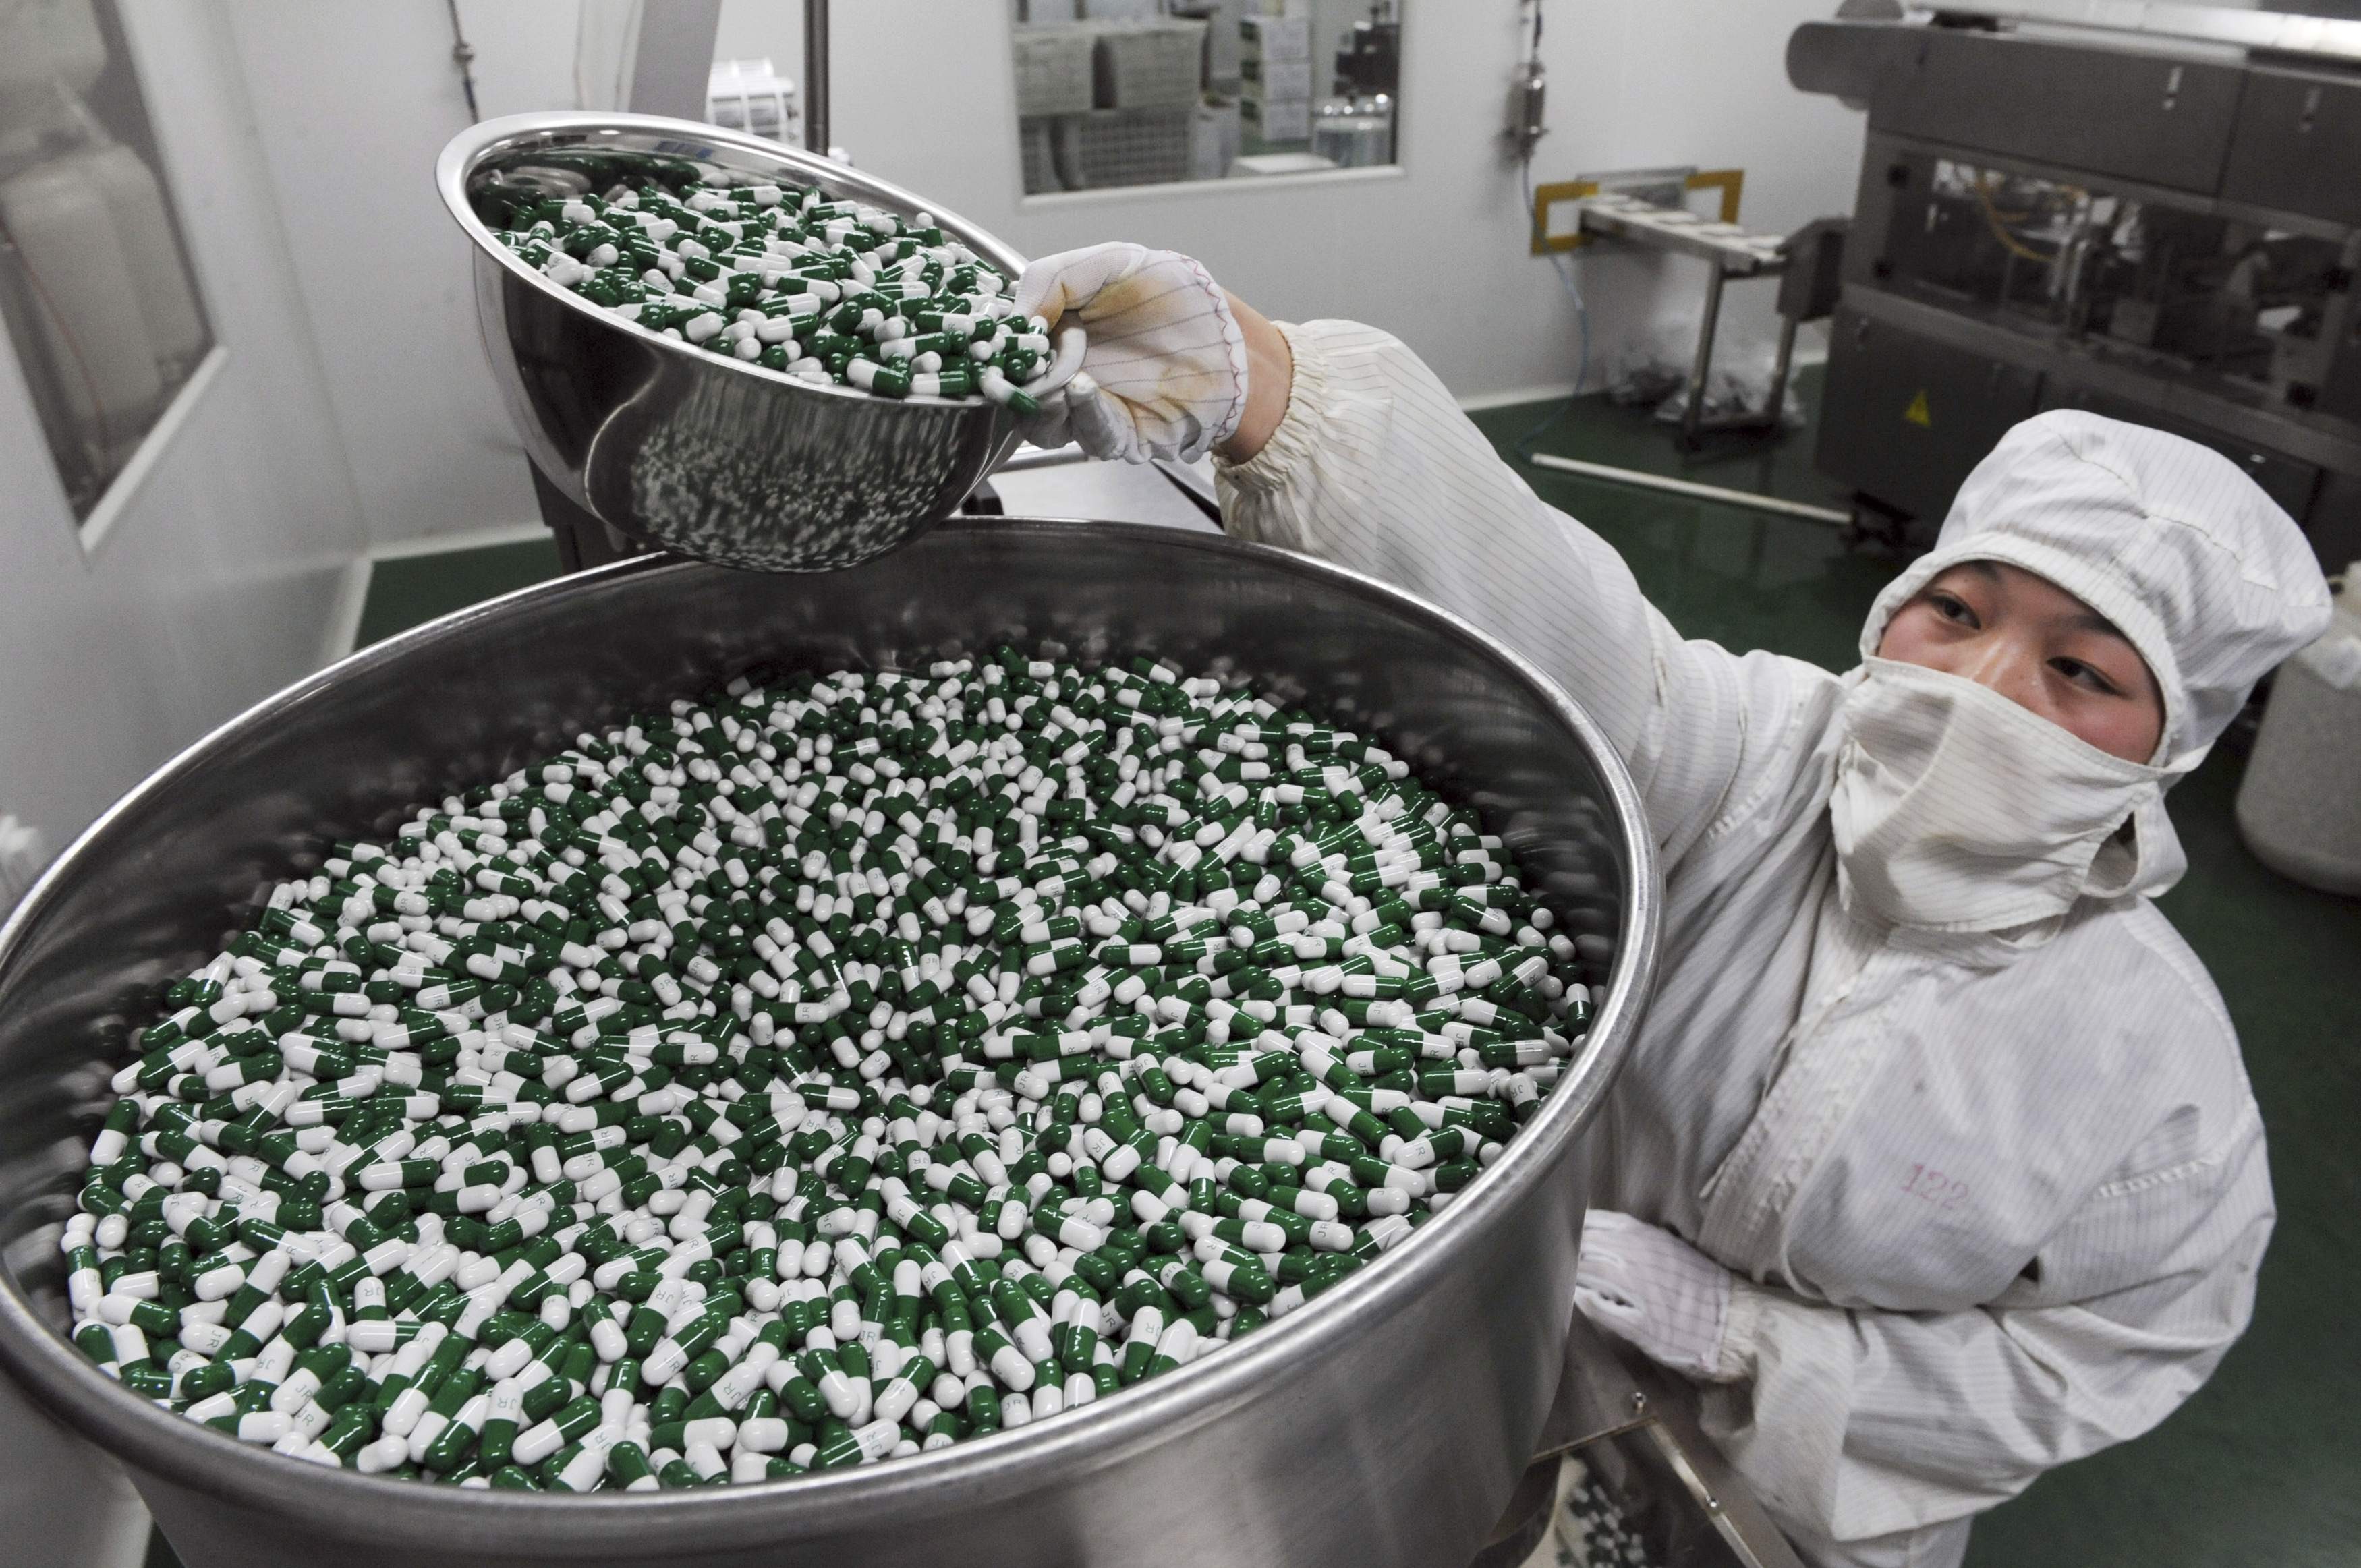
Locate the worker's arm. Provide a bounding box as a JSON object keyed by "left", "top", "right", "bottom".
{"left": 1706, "top": 1108, "right": 2271, "bottom": 1548}
{"left": 1214, "top": 316, "right": 1788, "bottom": 863}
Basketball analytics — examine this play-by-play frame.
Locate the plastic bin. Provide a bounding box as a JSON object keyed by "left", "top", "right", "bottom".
{"left": 1093, "top": 20, "right": 1207, "bottom": 110}
{"left": 2236, "top": 572, "right": 2361, "bottom": 894}
{"left": 1057, "top": 107, "right": 1194, "bottom": 190}
{"left": 706, "top": 57, "right": 797, "bottom": 143}
{"left": 1241, "top": 93, "right": 1311, "bottom": 145}
{"left": 1013, "top": 24, "right": 1096, "bottom": 117}
{"left": 1019, "top": 115, "right": 1064, "bottom": 194}
{"left": 1193, "top": 98, "right": 1241, "bottom": 180}
{"left": 1241, "top": 14, "right": 1311, "bottom": 63}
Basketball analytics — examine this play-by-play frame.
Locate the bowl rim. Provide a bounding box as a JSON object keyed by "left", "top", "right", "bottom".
{"left": 0, "top": 519, "right": 1660, "bottom": 1548}
{"left": 436, "top": 110, "right": 1033, "bottom": 412}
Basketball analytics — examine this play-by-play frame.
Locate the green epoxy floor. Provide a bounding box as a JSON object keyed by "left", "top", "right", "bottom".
{"left": 351, "top": 535, "right": 563, "bottom": 650}
{"left": 149, "top": 387, "right": 2354, "bottom": 1568}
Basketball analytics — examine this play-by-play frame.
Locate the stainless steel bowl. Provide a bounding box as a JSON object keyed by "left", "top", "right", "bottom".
{"left": 438, "top": 111, "right": 1037, "bottom": 572}
{"left": 0, "top": 521, "right": 1659, "bottom": 1568}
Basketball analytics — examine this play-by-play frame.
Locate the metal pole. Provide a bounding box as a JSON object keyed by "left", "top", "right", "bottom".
{"left": 804, "top": 0, "right": 831, "bottom": 157}
{"left": 1525, "top": 453, "right": 1852, "bottom": 525}
{"left": 1762, "top": 314, "right": 1799, "bottom": 430}
{"left": 1681, "top": 264, "right": 1726, "bottom": 449}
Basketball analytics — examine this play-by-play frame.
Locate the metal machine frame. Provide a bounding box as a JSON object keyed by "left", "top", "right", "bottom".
{"left": 1790, "top": 5, "right": 2361, "bottom": 564}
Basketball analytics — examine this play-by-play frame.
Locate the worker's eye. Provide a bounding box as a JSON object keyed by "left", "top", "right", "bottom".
{"left": 1924, "top": 589, "right": 1979, "bottom": 628}
{"left": 2051, "top": 657, "right": 2122, "bottom": 696}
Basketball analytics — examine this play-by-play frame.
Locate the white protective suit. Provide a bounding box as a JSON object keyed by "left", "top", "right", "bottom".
{"left": 1212, "top": 320, "right": 2333, "bottom": 1568}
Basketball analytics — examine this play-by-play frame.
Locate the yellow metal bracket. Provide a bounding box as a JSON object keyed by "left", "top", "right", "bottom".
{"left": 1529, "top": 169, "right": 1746, "bottom": 256}
{"left": 1686, "top": 168, "right": 1745, "bottom": 224}
{"left": 1529, "top": 179, "right": 1598, "bottom": 254}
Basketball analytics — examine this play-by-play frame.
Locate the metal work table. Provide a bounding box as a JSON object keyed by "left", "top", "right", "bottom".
{"left": 1574, "top": 194, "right": 1803, "bottom": 449}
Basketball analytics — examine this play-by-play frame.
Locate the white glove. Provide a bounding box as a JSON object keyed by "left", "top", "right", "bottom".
{"left": 1574, "top": 1210, "right": 1741, "bottom": 1384}
{"left": 1011, "top": 243, "right": 1249, "bottom": 464}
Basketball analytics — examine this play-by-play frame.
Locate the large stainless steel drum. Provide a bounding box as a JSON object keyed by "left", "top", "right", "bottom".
{"left": 0, "top": 521, "right": 1659, "bottom": 1568}
{"left": 438, "top": 113, "right": 1062, "bottom": 573}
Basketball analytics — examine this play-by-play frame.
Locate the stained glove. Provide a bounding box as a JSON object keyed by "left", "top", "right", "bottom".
{"left": 1011, "top": 243, "right": 1249, "bottom": 464}
{"left": 1574, "top": 1210, "right": 1743, "bottom": 1384}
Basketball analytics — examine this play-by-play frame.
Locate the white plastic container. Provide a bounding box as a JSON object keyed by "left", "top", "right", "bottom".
{"left": 1240, "top": 14, "right": 1311, "bottom": 64}
{"left": 0, "top": 0, "right": 105, "bottom": 135}
{"left": 1192, "top": 98, "right": 1241, "bottom": 180}
{"left": 2237, "top": 570, "right": 2361, "bottom": 894}
{"left": 0, "top": 157, "right": 161, "bottom": 445}
{"left": 1241, "top": 92, "right": 1311, "bottom": 144}
{"left": 1012, "top": 25, "right": 1096, "bottom": 117}
{"left": 705, "top": 57, "right": 796, "bottom": 143}
{"left": 77, "top": 142, "right": 206, "bottom": 368}
{"left": 1092, "top": 18, "right": 1207, "bottom": 110}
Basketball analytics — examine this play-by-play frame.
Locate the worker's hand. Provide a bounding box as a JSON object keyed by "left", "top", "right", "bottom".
{"left": 1574, "top": 1211, "right": 1742, "bottom": 1384}
{"left": 1012, "top": 243, "right": 1249, "bottom": 464}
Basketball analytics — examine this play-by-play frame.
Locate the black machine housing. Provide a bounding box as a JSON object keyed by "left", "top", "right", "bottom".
{"left": 1790, "top": 12, "right": 2361, "bottom": 567}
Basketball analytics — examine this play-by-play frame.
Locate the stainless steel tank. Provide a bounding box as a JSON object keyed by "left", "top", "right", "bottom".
{"left": 0, "top": 521, "right": 1659, "bottom": 1568}
{"left": 438, "top": 112, "right": 1072, "bottom": 573}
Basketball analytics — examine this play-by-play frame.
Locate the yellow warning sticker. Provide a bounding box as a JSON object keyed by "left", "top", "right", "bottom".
{"left": 1904, "top": 390, "right": 1932, "bottom": 428}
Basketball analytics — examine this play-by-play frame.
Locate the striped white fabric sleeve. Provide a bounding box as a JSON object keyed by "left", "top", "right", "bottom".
{"left": 1212, "top": 318, "right": 1774, "bottom": 861}
{"left": 1709, "top": 1103, "right": 2273, "bottom": 1546}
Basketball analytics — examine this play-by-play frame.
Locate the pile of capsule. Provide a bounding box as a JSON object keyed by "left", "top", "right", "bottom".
{"left": 1556, "top": 1457, "right": 1661, "bottom": 1568}
{"left": 63, "top": 647, "right": 1592, "bottom": 1493}
{"left": 493, "top": 169, "right": 1058, "bottom": 409}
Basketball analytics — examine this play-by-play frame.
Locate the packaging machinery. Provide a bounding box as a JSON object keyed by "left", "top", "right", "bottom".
{"left": 1789, "top": 3, "right": 2361, "bottom": 565}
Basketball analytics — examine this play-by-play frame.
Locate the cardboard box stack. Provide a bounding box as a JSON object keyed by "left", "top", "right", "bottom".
{"left": 1239, "top": 14, "right": 1312, "bottom": 146}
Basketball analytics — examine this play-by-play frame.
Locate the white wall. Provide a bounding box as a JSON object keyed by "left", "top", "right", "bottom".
{"left": 221, "top": 0, "right": 1866, "bottom": 548}
{"left": 712, "top": 0, "right": 1866, "bottom": 400}
{"left": 218, "top": 0, "right": 692, "bottom": 550}
{"left": 219, "top": 1, "right": 573, "bottom": 552}
{"left": 0, "top": 0, "right": 365, "bottom": 877}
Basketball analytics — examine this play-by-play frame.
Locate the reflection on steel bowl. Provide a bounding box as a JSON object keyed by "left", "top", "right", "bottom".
{"left": 438, "top": 113, "right": 1035, "bottom": 573}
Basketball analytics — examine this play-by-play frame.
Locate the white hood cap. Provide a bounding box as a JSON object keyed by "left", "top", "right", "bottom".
{"left": 1859, "top": 410, "right": 2333, "bottom": 772}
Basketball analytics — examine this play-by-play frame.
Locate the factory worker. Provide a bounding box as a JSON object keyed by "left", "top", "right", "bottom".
{"left": 1013, "top": 244, "right": 2333, "bottom": 1568}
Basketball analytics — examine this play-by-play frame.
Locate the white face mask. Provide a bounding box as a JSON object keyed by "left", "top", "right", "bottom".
{"left": 1829, "top": 658, "right": 2169, "bottom": 933}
